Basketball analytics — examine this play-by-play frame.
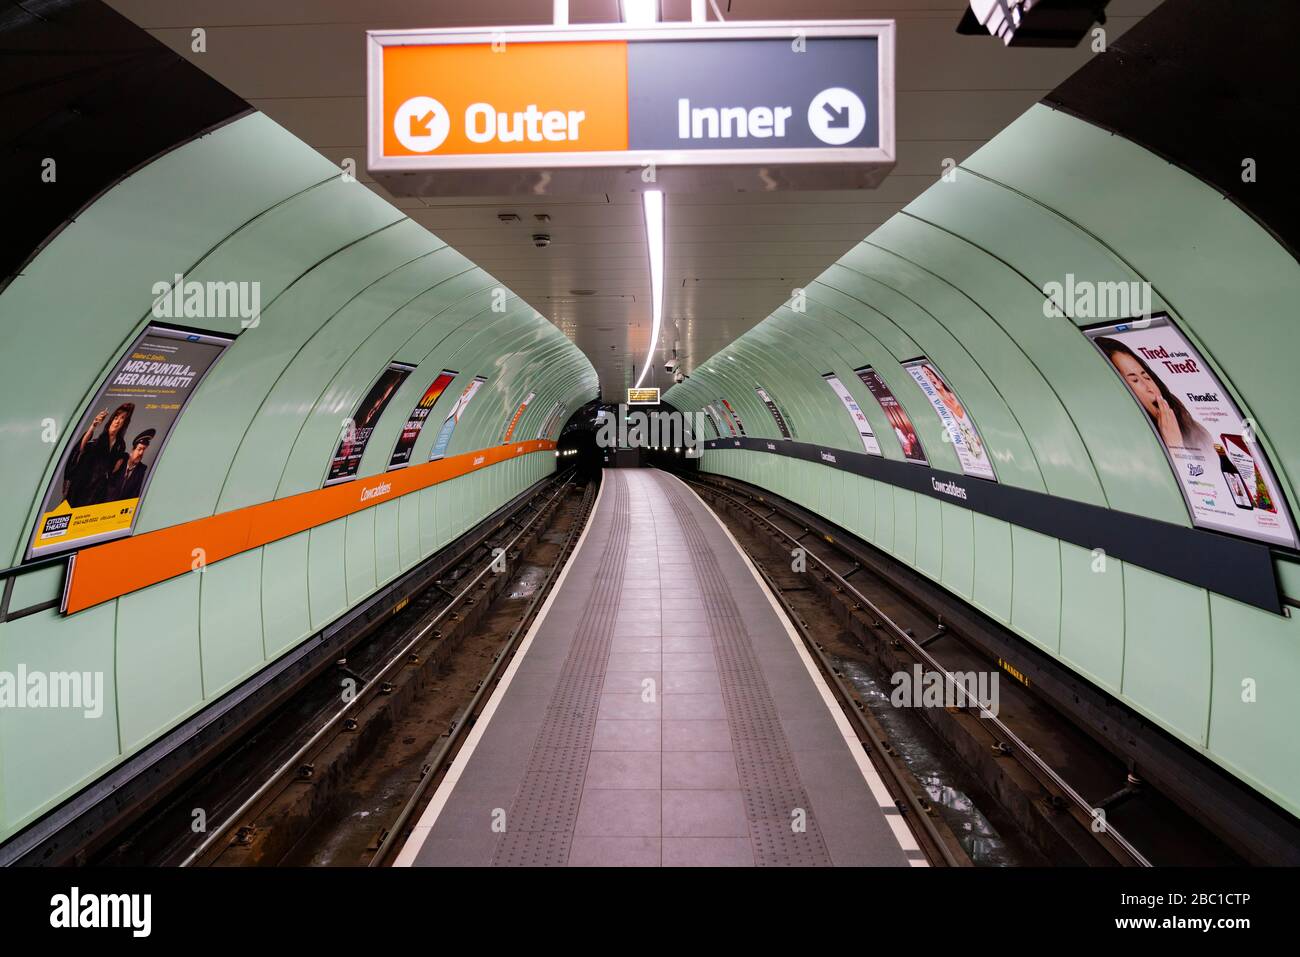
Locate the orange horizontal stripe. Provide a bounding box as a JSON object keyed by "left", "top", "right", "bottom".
{"left": 64, "top": 440, "right": 556, "bottom": 614}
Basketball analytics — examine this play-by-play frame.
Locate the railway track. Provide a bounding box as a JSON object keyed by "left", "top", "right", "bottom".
{"left": 78, "top": 463, "right": 1252, "bottom": 868}
{"left": 677, "top": 469, "right": 1246, "bottom": 867}
{"left": 367, "top": 476, "right": 596, "bottom": 866}
{"left": 90, "top": 471, "right": 595, "bottom": 867}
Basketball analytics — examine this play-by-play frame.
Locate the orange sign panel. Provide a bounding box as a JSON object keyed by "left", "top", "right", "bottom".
{"left": 381, "top": 41, "right": 629, "bottom": 157}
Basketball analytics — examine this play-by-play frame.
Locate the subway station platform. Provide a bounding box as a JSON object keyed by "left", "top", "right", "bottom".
{"left": 397, "top": 469, "right": 923, "bottom": 867}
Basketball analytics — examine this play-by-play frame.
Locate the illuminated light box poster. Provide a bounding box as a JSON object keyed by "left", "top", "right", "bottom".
{"left": 1086, "top": 314, "right": 1297, "bottom": 547}
{"left": 711, "top": 401, "right": 732, "bottom": 435}
{"left": 388, "top": 369, "right": 457, "bottom": 469}
{"left": 856, "top": 365, "right": 926, "bottom": 465}
{"left": 704, "top": 403, "right": 730, "bottom": 437}
{"left": 325, "top": 361, "right": 416, "bottom": 486}
{"left": 537, "top": 401, "right": 563, "bottom": 440}
{"left": 717, "top": 403, "right": 735, "bottom": 437}
{"left": 754, "top": 385, "right": 793, "bottom": 439}
{"left": 704, "top": 410, "right": 721, "bottom": 439}
{"left": 822, "top": 372, "right": 881, "bottom": 455}
{"left": 28, "top": 324, "right": 232, "bottom": 559}
{"left": 903, "top": 358, "right": 996, "bottom": 481}
{"left": 430, "top": 375, "right": 487, "bottom": 460}
{"left": 502, "top": 391, "right": 536, "bottom": 443}
{"left": 719, "top": 398, "right": 747, "bottom": 436}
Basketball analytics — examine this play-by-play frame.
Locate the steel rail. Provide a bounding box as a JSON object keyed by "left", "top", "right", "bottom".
{"left": 180, "top": 471, "right": 579, "bottom": 867}
{"left": 684, "top": 473, "right": 1152, "bottom": 868}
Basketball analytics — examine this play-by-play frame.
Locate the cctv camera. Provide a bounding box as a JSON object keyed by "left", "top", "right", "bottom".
{"left": 673, "top": 371, "right": 685, "bottom": 384}
{"left": 664, "top": 358, "right": 677, "bottom": 373}
{"left": 532, "top": 233, "right": 551, "bottom": 248}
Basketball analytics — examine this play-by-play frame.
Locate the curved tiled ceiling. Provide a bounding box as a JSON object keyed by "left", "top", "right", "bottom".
{"left": 98, "top": 0, "right": 1161, "bottom": 398}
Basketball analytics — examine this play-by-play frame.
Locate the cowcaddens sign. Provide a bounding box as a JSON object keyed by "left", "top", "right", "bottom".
{"left": 367, "top": 21, "right": 895, "bottom": 194}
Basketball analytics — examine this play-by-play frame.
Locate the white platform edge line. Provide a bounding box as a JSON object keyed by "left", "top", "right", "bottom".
{"left": 393, "top": 472, "right": 610, "bottom": 867}
{"left": 664, "top": 469, "right": 925, "bottom": 862}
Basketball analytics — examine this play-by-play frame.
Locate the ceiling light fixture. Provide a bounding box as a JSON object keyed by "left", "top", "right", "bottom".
{"left": 620, "top": 0, "right": 659, "bottom": 25}
{"left": 634, "top": 189, "right": 664, "bottom": 389}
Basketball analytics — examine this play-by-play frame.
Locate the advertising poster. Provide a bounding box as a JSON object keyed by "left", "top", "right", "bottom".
{"left": 719, "top": 398, "right": 747, "bottom": 436}
{"left": 703, "top": 411, "right": 720, "bottom": 439}
{"left": 822, "top": 372, "right": 881, "bottom": 455}
{"left": 29, "top": 325, "right": 232, "bottom": 559}
{"left": 502, "top": 391, "right": 536, "bottom": 443}
{"left": 704, "top": 403, "right": 730, "bottom": 437}
{"left": 712, "top": 401, "right": 731, "bottom": 436}
{"left": 536, "top": 402, "right": 563, "bottom": 440}
{"left": 388, "top": 369, "right": 457, "bottom": 469}
{"left": 429, "top": 375, "right": 487, "bottom": 460}
{"left": 855, "top": 365, "right": 926, "bottom": 465}
{"left": 754, "top": 385, "right": 793, "bottom": 440}
{"left": 325, "top": 361, "right": 415, "bottom": 486}
{"left": 903, "top": 358, "right": 996, "bottom": 481}
{"left": 1086, "top": 314, "right": 1297, "bottom": 547}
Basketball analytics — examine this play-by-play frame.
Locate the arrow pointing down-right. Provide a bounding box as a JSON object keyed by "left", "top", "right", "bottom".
{"left": 823, "top": 102, "right": 851, "bottom": 128}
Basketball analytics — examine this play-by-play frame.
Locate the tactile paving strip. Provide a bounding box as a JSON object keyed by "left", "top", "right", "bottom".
{"left": 492, "top": 474, "right": 632, "bottom": 866}
{"left": 663, "top": 481, "right": 834, "bottom": 867}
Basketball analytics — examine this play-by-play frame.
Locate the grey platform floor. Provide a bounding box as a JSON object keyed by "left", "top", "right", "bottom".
{"left": 398, "top": 468, "right": 923, "bottom": 867}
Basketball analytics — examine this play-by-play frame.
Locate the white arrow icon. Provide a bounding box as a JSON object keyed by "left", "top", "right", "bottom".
{"left": 807, "top": 87, "right": 866, "bottom": 146}
{"left": 394, "top": 96, "right": 451, "bottom": 153}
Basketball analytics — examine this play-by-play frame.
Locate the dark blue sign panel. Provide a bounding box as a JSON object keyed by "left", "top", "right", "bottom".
{"left": 627, "top": 38, "right": 879, "bottom": 151}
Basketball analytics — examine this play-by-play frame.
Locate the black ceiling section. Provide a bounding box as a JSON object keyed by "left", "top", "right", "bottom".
{"left": 0, "top": 0, "right": 250, "bottom": 285}
{"left": 1044, "top": 0, "right": 1300, "bottom": 258}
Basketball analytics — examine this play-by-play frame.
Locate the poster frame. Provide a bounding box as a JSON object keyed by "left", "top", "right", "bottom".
{"left": 901, "top": 356, "right": 997, "bottom": 482}
{"left": 26, "top": 323, "right": 234, "bottom": 561}
{"left": 855, "top": 364, "right": 927, "bottom": 465}
{"left": 323, "top": 360, "right": 417, "bottom": 487}
{"left": 1083, "top": 312, "right": 1297, "bottom": 549}
{"left": 387, "top": 369, "right": 458, "bottom": 470}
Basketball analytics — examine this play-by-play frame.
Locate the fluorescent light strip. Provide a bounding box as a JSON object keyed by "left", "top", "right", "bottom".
{"left": 634, "top": 189, "right": 664, "bottom": 389}
{"left": 621, "top": 0, "right": 659, "bottom": 25}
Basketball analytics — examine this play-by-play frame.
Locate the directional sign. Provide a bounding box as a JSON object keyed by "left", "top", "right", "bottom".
{"left": 367, "top": 22, "right": 895, "bottom": 194}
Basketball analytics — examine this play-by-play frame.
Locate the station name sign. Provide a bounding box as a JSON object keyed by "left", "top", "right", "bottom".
{"left": 367, "top": 21, "right": 895, "bottom": 194}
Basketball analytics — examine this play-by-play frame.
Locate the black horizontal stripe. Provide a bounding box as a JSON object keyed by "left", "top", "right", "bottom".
{"left": 702, "top": 437, "right": 1282, "bottom": 613}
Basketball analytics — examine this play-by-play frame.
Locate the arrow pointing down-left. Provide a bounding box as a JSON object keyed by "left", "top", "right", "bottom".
{"left": 410, "top": 110, "right": 437, "bottom": 137}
